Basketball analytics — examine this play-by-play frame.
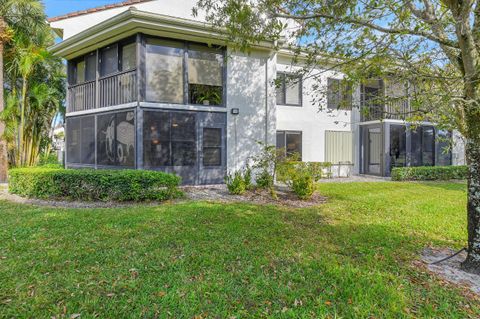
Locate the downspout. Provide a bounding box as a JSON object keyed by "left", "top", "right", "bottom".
{"left": 265, "top": 55, "right": 269, "bottom": 145}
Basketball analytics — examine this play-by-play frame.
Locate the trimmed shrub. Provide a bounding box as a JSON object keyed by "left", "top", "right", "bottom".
{"left": 243, "top": 164, "right": 253, "bottom": 190}
{"left": 391, "top": 165, "right": 468, "bottom": 181}
{"left": 225, "top": 170, "right": 246, "bottom": 195}
{"left": 256, "top": 170, "right": 274, "bottom": 189}
{"left": 292, "top": 173, "right": 315, "bottom": 200}
{"left": 8, "top": 168, "right": 183, "bottom": 202}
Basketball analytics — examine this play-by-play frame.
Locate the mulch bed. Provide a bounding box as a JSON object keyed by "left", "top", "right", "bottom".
{"left": 183, "top": 185, "right": 327, "bottom": 208}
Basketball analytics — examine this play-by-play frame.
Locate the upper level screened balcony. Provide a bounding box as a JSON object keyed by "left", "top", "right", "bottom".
{"left": 66, "top": 34, "right": 225, "bottom": 113}
{"left": 359, "top": 79, "right": 412, "bottom": 122}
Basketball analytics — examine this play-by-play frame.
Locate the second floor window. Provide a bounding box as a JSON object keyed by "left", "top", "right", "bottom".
{"left": 327, "top": 78, "right": 352, "bottom": 110}
{"left": 276, "top": 73, "right": 302, "bottom": 106}
{"left": 70, "top": 52, "right": 96, "bottom": 85}
{"left": 100, "top": 40, "right": 137, "bottom": 77}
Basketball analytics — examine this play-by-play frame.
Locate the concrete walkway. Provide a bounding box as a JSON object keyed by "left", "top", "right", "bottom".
{"left": 317, "top": 175, "right": 390, "bottom": 183}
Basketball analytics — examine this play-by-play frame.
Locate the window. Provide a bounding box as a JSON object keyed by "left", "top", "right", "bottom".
{"left": 97, "top": 111, "right": 135, "bottom": 166}
{"left": 203, "top": 128, "right": 222, "bottom": 166}
{"left": 85, "top": 53, "right": 97, "bottom": 82}
{"left": 411, "top": 126, "right": 435, "bottom": 166}
{"left": 276, "top": 73, "right": 302, "bottom": 106}
{"left": 276, "top": 131, "right": 302, "bottom": 160}
{"left": 146, "top": 39, "right": 184, "bottom": 103}
{"left": 327, "top": 78, "right": 352, "bottom": 110}
{"left": 188, "top": 45, "right": 223, "bottom": 105}
{"left": 143, "top": 111, "right": 197, "bottom": 167}
{"left": 76, "top": 61, "right": 85, "bottom": 84}
{"left": 66, "top": 116, "right": 95, "bottom": 165}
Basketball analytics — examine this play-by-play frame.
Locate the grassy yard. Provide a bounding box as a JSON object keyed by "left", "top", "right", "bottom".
{"left": 0, "top": 182, "right": 477, "bottom": 318}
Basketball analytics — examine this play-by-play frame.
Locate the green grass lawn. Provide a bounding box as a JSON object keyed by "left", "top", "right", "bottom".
{"left": 0, "top": 182, "right": 477, "bottom": 318}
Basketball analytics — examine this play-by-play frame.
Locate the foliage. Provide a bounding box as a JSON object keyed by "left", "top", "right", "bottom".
{"left": 8, "top": 168, "right": 183, "bottom": 201}
{"left": 0, "top": 182, "right": 477, "bottom": 317}
{"left": 190, "top": 84, "right": 222, "bottom": 105}
{"left": 243, "top": 164, "right": 253, "bottom": 190}
{"left": 225, "top": 170, "right": 246, "bottom": 195}
{"left": 37, "top": 153, "right": 59, "bottom": 166}
{"left": 251, "top": 142, "right": 280, "bottom": 190}
{"left": 0, "top": 0, "right": 65, "bottom": 168}
{"left": 194, "top": 0, "right": 480, "bottom": 270}
{"left": 277, "top": 161, "right": 327, "bottom": 184}
{"left": 391, "top": 166, "right": 468, "bottom": 181}
{"left": 291, "top": 172, "right": 315, "bottom": 200}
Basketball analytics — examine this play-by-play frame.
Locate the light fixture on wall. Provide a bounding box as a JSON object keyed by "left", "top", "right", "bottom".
{"left": 231, "top": 108, "right": 239, "bottom": 115}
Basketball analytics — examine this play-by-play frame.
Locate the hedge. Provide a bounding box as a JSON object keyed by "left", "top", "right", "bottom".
{"left": 8, "top": 168, "right": 183, "bottom": 202}
{"left": 391, "top": 165, "right": 468, "bottom": 181}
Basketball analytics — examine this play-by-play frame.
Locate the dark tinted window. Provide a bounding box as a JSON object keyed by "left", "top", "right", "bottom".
{"left": 328, "top": 78, "right": 352, "bottom": 110}
{"left": 171, "top": 113, "right": 196, "bottom": 166}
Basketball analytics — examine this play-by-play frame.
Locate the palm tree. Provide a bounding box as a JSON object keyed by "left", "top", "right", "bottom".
{"left": 0, "top": 0, "right": 45, "bottom": 181}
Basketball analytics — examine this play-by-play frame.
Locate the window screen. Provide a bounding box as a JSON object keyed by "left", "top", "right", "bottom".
{"left": 436, "top": 130, "right": 452, "bottom": 166}
{"left": 85, "top": 53, "right": 97, "bottom": 82}
{"left": 144, "top": 111, "right": 171, "bottom": 167}
{"left": 81, "top": 116, "right": 95, "bottom": 164}
{"left": 171, "top": 113, "right": 196, "bottom": 166}
{"left": 97, "top": 111, "right": 135, "bottom": 166}
{"left": 66, "top": 116, "right": 95, "bottom": 164}
{"left": 101, "top": 45, "right": 118, "bottom": 76}
{"left": 203, "top": 128, "right": 221, "bottom": 166}
{"left": 143, "top": 111, "right": 197, "bottom": 167}
{"left": 188, "top": 46, "right": 223, "bottom": 105}
{"left": 76, "top": 60, "right": 85, "bottom": 84}
{"left": 121, "top": 42, "right": 136, "bottom": 71}
{"left": 66, "top": 117, "right": 81, "bottom": 163}
{"left": 390, "top": 125, "right": 407, "bottom": 168}
{"left": 146, "top": 40, "right": 184, "bottom": 103}
{"left": 276, "top": 73, "right": 302, "bottom": 106}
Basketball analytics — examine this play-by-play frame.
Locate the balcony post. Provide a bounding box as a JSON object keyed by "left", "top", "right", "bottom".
{"left": 95, "top": 48, "right": 100, "bottom": 109}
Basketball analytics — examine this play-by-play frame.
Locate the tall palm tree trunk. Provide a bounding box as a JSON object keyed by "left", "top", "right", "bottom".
{"left": 0, "top": 17, "right": 8, "bottom": 182}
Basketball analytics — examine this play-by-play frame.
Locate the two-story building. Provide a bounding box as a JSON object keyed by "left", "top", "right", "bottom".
{"left": 49, "top": 0, "right": 465, "bottom": 184}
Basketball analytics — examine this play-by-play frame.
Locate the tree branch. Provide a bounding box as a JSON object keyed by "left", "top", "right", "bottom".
{"left": 272, "top": 10, "right": 459, "bottom": 49}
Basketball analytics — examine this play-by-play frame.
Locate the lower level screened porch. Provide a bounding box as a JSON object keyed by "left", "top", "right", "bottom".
{"left": 65, "top": 108, "right": 227, "bottom": 185}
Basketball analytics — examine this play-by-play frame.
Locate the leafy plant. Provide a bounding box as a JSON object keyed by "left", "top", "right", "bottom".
{"left": 8, "top": 168, "right": 183, "bottom": 201}
{"left": 291, "top": 172, "right": 315, "bottom": 200}
{"left": 225, "top": 170, "right": 246, "bottom": 195}
{"left": 243, "top": 164, "right": 253, "bottom": 190}
{"left": 190, "top": 84, "right": 222, "bottom": 105}
{"left": 391, "top": 166, "right": 468, "bottom": 181}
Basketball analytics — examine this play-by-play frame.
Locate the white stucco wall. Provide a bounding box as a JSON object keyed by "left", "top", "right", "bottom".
{"left": 275, "top": 57, "right": 355, "bottom": 164}
{"left": 49, "top": 0, "right": 202, "bottom": 39}
{"left": 226, "top": 50, "right": 276, "bottom": 172}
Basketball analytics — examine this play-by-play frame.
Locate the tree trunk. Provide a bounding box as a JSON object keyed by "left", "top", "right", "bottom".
{"left": 0, "top": 17, "right": 8, "bottom": 182}
{"left": 461, "top": 138, "right": 480, "bottom": 274}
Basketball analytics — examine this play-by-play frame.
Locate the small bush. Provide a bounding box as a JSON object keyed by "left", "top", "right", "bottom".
{"left": 8, "top": 168, "right": 183, "bottom": 202}
{"left": 391, "top": 165, "right": 468, "bottom": 181}
{"left": 292, "top": 173, "right": 315, "bottom": 200}
{"left": 256, "top": 170, "right": 274, "bottom": 189}
{"left": 225, "top": 170, "right": 246, "bottom": 195}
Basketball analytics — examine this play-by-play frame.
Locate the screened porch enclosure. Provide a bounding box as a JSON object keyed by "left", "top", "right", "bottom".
{"left": 66, "top": 109, "right": 226, "bottom": 184}
{"left": 67, "top": 34, "right": 225, "bottom": 113}
{"left": 360, "top": 122, "right": 453, "bottom": 176}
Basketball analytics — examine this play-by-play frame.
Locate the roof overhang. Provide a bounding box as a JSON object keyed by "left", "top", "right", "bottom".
{"left": 49, "top": 8, "right": 276, "bottom": 60}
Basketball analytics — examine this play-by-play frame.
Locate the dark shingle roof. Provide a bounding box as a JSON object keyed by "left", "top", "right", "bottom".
{"left": 47, "top": 0, "right": 153, "bottom": 22}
